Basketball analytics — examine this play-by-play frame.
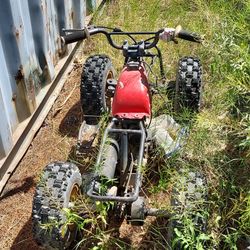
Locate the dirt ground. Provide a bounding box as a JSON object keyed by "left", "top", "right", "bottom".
{"left": 0, "top": 58, "right": 169, "bottom": 249}
{"left": 0, "top": 63, "right": 84, "bottom": 249}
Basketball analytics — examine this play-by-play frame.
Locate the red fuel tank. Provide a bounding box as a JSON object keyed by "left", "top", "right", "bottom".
{"left": 112, "top": 65, "right": 151, "bottom": 119}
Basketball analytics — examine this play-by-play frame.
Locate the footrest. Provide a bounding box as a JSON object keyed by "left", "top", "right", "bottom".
{"left": 76, "top": 121, "right": 99, "bottom": 156}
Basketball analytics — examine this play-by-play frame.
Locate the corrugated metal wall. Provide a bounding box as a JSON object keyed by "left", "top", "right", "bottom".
{"left": 0, "top": 0, "right": 96, "bottom": 160}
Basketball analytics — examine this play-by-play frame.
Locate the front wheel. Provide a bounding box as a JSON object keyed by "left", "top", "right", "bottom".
{"left": 80, "top": 54, "right": 115, "bottom": 125}
{"left": 32, "top": 162, "right": 82, "bottom": 249}
{"left": 175, "top": 57, "right": 203, "bottom": 112}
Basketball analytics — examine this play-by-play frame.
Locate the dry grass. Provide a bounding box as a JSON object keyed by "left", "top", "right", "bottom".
{"left": 0, "top": 64, "right": 83, "bottom": 249}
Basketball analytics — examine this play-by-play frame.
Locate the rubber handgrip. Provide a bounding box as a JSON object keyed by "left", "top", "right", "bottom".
{"left": 177, "top": 29, "right": 202, "bottom": 43}
{"left": 61, "top": 31, "right": 86, "bottom": 45}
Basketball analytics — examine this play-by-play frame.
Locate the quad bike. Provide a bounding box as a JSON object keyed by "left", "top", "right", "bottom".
{"left": 32, "top": 25, "right": 207, "bottom": 249}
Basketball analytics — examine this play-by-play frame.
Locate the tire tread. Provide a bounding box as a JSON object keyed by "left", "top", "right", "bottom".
{"left": 81, "top": 54, "right": 114, "bottom": 124}
{"left": 32, "top": 162, "right": 81, "bottom": 249}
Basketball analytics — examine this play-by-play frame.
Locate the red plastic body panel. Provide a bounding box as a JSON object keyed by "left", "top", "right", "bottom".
{"left": 112, "top": 65, "right": 151, "bottom": 119}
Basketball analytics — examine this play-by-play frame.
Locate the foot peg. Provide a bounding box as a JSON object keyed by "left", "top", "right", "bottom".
{"left": 76, "top": 121, "right": 99, "bottom": 156}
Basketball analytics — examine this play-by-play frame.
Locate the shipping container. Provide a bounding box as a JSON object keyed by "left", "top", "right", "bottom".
{"left": 0, "top": 0, "right": 98, "bottom": 191}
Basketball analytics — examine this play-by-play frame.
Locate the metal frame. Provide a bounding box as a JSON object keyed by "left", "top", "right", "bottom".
{"left": 87, "top": 119, "right": 146, "bottom": 202}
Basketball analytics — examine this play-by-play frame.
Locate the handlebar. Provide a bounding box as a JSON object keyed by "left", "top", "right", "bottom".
{"left": 175, "top": 25, "right": 202, "bottom": 43}
{"left": 61, "top": 25, "right": 202, "bottom": 49}
{"left": 61, "top": 26, "right": 164, "bottom": 50}
{"left": 61, "top": 30, "right": 87, "bottom": 44}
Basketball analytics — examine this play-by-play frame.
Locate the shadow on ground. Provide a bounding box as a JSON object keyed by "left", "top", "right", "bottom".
{"left": 11, "top": 217, "right": 42, "bottom": 250}
{"left": 58, "top": 101, "right": 83, "bottom": 138}
{"left": 0, "top": 176, "right": 35, "bottom": 201}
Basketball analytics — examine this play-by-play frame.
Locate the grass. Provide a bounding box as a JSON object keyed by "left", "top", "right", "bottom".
{"left": 65, "top": 0, "right": 250, "bottom": 249}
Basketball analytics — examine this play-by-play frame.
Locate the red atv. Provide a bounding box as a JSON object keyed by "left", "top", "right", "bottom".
{"left": 32, "top": 25, "right": 207, "bottom": 249}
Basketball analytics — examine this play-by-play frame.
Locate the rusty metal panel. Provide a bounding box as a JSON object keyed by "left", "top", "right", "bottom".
{"left": 0, "top": 0, "right": 92, "bottom": 159}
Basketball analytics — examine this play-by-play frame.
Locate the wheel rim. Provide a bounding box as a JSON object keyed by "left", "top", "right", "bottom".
{"left": 61, "top": 184, "right": 80, "bottom": 241}
{"left": 70, "top": 184, "right": 80, "bottom": 201}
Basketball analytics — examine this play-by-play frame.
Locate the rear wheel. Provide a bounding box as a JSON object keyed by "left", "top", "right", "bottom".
{"left": 81, "top": 54, "right": 115, "bottom": 125}
{"left": 168, "top": 170, "right": 208, "bottom": 249}
{"left": 32, "top": 162, "right": 82, "bottom": 249}
{"left": 175, "top": 57, "right": 203, "bottom": 112}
